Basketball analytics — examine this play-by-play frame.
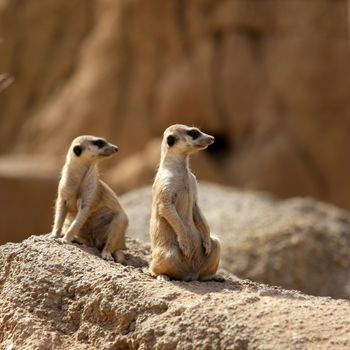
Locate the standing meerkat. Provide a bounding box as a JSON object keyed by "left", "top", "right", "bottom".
{"left": 50, "top": 135, "right": 128, "bottom": 263}
{"left": 149, "top": 124, "right": 224, "bottom": 282}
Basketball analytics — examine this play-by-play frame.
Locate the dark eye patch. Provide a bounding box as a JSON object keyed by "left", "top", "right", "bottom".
{"left": 167, "top": 135, "right": 176, "bottom": 147}
{"left": 73, "top": 145, "right": 82, "bottom": 156}
{"left": 92, "top": 139, "right": 106, "bottom": 148}
{"left": 187, "top": 129, "right": 200, "bottom": 140}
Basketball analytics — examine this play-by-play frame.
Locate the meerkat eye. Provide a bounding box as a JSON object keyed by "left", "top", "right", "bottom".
{"left": 73, "top": 145, "right": 82, "bottom": 156}
{"left": 187, "top": 129, "right": 200, "bottom": 140}
{"left": 92, "top": 139, "right": 106, "bottom": 148}
{"left": 167, "top": 135, "right": 177, "bottom": 147}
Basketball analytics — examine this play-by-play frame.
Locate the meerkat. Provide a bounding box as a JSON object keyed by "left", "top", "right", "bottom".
{"left": 149, "top": 124, "right": 224, "bottom": 282}
{"left": 50, "top": 135, "right": 128, "bottom": 263}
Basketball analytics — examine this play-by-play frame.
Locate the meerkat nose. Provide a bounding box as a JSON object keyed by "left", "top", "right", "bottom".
{"left": 114, "top": 146, "right": 119, "bottom": 152}
{"left": 209, "top": 136, "right": 215, "bottom": 143}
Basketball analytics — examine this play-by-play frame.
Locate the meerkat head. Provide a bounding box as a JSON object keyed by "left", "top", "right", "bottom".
{"left": 162, "top": 124, "right": 215, "bottom": 156}
{"left": 69, "top": 135, "right": 119, "bottom": 162}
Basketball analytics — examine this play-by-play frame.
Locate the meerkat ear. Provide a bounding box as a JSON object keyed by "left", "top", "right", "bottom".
{"left": 73, "top": 145, "right": 82, "bottom": 157}
{"left": 167, "top": 135, "right": 177, "bottom": 147}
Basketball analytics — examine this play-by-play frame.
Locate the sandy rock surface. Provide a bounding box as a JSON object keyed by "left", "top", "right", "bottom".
{"left": 1, "top": 235, "right": 350, "bottom": 349}
{"left": 121, "top": 183, "right": 350, "bottom": 299}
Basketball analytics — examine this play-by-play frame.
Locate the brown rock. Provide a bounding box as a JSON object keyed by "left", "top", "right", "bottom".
{"left": 107, "top": 138, "right": 161, "bottom": 194}
{"left": 1, "top": 0, "right": 350, "bottom": 211}
{"left": 1, "top": 234, "right": 350, "bottom": 349}
{"left": 0, "top": 156, "right": 58, "bottom": 244}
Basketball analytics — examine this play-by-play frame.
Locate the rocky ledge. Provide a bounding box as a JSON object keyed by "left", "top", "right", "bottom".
{"left": 0, "top": 235, "right": 349, "bottom": 349}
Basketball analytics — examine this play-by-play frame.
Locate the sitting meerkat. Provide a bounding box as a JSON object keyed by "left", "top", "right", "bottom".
{"left": 50, "top": 135, "right": 128, "bottom": 263}
{"left": 149, "top": 124, "right": 224, "bottom": 282}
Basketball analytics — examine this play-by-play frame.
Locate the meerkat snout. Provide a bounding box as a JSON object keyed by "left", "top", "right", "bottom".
{"left": 102, "top": 144, "right": 118, "bottom": 156}
{"left": 202, "top": 135, "right": 215, "bottom": 146}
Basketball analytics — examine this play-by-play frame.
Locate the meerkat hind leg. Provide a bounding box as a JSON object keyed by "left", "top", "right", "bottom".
{"left": 101, "top": 214, "right": 127, "bottom": 263}
{"left": 199, "top": 274, "right": 225, "bottom": 282}
{"left": 101, "top": 250, "right": 114, "bottom": 261}
{"left": 198, "top": 237, "right": 224, "bottom": 282}
{"left": 113, "top": 250, "right": 125, "bottom": 264}
{"left": 150, "top": 248, "right": 190, "bottom": 281}
{"left": 157, "top": 275, "right": 170, "bottom": 281}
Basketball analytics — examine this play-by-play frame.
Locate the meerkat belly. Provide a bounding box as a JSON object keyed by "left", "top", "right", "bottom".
{"left": 79, "top": 207, "right": 114, "bottom": 248}
{"left": 175, "top": 191, "right": 202, "bottom": 248}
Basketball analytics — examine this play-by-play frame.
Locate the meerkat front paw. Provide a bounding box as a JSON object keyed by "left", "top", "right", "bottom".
{"left": 178, "top": 237, "right": 191, "bottom": 258}
{"left": 58, "top": 237, "right": 71, "bottom": 244}
{"left": 203, "top": 238, "right": 212, "bottom": 255}
{"left": 49, "top": 231, "right": 61, "bottom": 238}
{"left": 101, "top": 249, "right": 114, "bottom": 261}
{"left": 58, "top": 233, "right": 74, "bottom": 244}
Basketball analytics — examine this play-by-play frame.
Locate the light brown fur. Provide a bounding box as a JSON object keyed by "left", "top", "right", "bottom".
{"left": 50, "top": 135, "right": 128, "bottom": 263}
{"left": 149, "top": 124, "right": 224, "bottom": 282}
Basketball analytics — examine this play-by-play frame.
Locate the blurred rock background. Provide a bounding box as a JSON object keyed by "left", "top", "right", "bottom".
{"left": 1, "top": 0, "right": 350, "bottom": 296}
